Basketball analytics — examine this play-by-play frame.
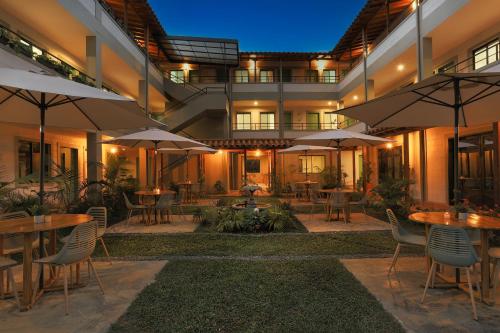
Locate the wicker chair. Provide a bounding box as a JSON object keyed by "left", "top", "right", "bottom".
{"left": 33, "top": 221, "right": 104, "bottom": 314}
{"left": 421, "top": 225, "right": 481, "bottom": 320}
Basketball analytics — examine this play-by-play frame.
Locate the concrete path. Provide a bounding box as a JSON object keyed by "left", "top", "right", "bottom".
{"left": 0, "top": 260, "right": 166, "bottom": 333}
{"left": 107, "top": 215, "right": 198, "bottom": 234}
{"left": 342, "top": 257, "right": 500, "bottom": 332}
{"left": 296, "top": 212, "right": 391, "bottom": 232}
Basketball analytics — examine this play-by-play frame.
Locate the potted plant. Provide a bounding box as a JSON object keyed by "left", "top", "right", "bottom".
{"left": 0, "top": 27, "right": 10, "bottom": 45}
{"left": 29, "top": 204, "right": 49, "bottom": 224}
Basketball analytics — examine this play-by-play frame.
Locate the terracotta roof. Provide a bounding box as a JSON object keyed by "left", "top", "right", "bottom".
{"left": 200, "top": 139, "right": 292, "bottom": 149}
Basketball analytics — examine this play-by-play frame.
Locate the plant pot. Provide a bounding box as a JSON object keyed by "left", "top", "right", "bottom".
{"left": 458, "top": 212, "right": 468, "bottom": 220}
{"left": 33, "top": 215, "right": 44, "bottom": 224}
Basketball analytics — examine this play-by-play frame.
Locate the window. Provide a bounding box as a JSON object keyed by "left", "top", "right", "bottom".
{"left": 234, "top": 69, "right": 249, "bottom": 83}
{"left": 306, "top": 112, "right": 320, "bottom": 130}
{"left": 245, "top": 159, "right": 261, "bottom": 173}
{"left": 306, "top": 70, "right": 318, "bottom": 83}
{"left": 473, "top": 39, "right": 499, "bottom": 70}
{"left": 323, "top": 70, "right": 337, "bottom": 83}
{"left": 260, "top": 112, "right": 275, "bottom": 130}
{"left": 18, "top": 140, "right": 51, "bottom": 178}
{"left": 299, "top": 155, "right": 325, "bottom": 174}
{"left": 435, "top": 61, "right": 455, "bottom": 74}
{"left": 324, "top": 112, "right": 338, "bottom": 129}
{"left": 189, "top": 70, "right": 200, "bottom": 83}
{"left": 236, "top": 113, "right": 251, "bottom": 130}
{"left": 284, "top": 112, "right": 293, "bottom": 130}
{"left": 260, "top": 70, "right": 274, "bottom": 83}
{"left": 282, "top": 68, "right": 292, "bottom": 82}
{"left": 377, "top": 146, "right": 402, "bottom": 181}
{"left": 170, "top": 70, "right": 184, "bottom": 83}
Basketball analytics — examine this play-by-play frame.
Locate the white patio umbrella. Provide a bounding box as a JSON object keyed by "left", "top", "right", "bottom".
{"left": 336, "top": 72, "right": 500, "bottom": 203}
{"left": 294, "top": 130, "right": 393, "bottom": 187}
{"left": 0, "top": 67, "right": 159, "bottom": 205}
{"left": 278, "top": 145, "right": 336, "bottom": 181}
{"left": 159, "top": 146, "right": 217, "bottom": 181}
{"left": 101, "top": 128, "right": 207, "bottom": 187}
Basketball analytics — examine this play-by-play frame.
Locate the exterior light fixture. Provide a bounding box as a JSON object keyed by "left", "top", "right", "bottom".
{"left": 386, "top": 143, "right": 393, "bottom": 149}
{"left": 255, "top": 149, "right": 262, "bottom": 157}
{"left": 397, "top": 64, "right": 405, "bottom": 71}
{"left": 328, "top": 101, "right": 333, "bottom": 106}
{"left": 182, "top": 63, "right": 190, "bottom": 71}
{"left": 411, "top": 1, "right": 417, "bottom": 11}
{"left": 110, "top": 147, "right": 118, "bottom": 154}
{"left": 218, "top": 149, "right": 223, "bottom": 155}
{"left": 253, "top": 101, "right": 259, "bottom": 106}
{"left": 353, "top": 95, "right": 359, "bottom": 101}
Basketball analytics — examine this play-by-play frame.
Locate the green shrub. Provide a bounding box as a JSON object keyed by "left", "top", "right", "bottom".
{"left": 214, "top": 180, "right": 225, "bottom": 193}
{"left": 371, "top": 178, "right": 412, "bottom": 217}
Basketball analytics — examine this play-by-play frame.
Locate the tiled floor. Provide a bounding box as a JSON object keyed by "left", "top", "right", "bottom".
{"left": 0, "top": 260, "right": 166, "bottom": 333}
{"left": 107, "top": 215, "right": 198, "bottom": 234}
{"left": 342, "top": 257, "right": 500, "bottom": 332}
{"left": 295, "top": 212, "right": 391, "bottom": 232}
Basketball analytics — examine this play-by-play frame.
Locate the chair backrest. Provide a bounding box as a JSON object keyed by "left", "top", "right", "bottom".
{"left": 427, "top": 225, "right": 479, "bottom": 267}
{"left": 330, "top": 192, "right": 349, "bottom": 208}
{"left": 54, "top": 221, "right": 98, "bottom": 265}
{"left": 386, "top": 209, "right": 405, "bottom": 243}
{"left": 156, "top": 194, "right": 174, "bottom": 209}
{"left": 123, "top": 193, "right": 134, "bottom": 209}
{"left": 86, "top": 207, "right": 107, "bottom": 237}
{"left": 0, "top": 211, "right": 29, "bottom": 250}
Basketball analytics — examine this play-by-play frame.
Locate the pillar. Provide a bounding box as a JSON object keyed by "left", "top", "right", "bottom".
{"left": 493, "top": 122, "right": 500, "bottom": 205}
{"left": 85, "top": 35, "right": 102, "bottom": 195}
{"left": 278, "top": 58, "right": 284, "bottom": 138}
{"left": 366, "top": 79, "right": 375, "bottom": 101}
{"left": 138, "top": 80, "right": 148, "bottom": 110}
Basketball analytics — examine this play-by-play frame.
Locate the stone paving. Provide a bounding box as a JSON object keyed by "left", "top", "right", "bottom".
{"left": 107, "top": 215, "right": 198, "bottom": 234}
{"left": 0, "top": 260, "right": 166, "bottom": 333}
{"left": 296, "top": 212, "right": 392, "bottom": 232}
{"left": 342, "top": 257, "right": 500, "bottom": 332}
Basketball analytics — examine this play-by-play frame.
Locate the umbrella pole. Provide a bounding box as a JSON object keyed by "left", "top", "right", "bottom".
{"left": 305, "top": 150, "right": 308, "bottom": 181}
{"left": 39, "top": 92, "right": 47, "bottom": 291}
{"left": 185, "top": 151, "right": 189, "bottom": 181}
{"left": 337, "top": 140, "right": 342, "bottom": 188}
{"left": 153, "top": 142, "right": 158, "bottom": 189}
{"left": 453, "top": 79, "right": 461, "bottom": 204}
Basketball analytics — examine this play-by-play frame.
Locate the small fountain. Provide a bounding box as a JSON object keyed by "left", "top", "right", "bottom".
{"left": 232, "top": 184, "right": 271, "bottom": 211}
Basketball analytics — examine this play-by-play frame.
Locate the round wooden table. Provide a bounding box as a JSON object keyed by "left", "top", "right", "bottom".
{"left": 295, "top": 181, "right": 319, "bottom": 201}
{"left": 0, "top": 214, "right": 93, "bottom": 311}
{"left": 135, "top": 190, "right": 176, "bottom": 224}
{"left": 409, "top": 212, "right": 500, "bottom": 303}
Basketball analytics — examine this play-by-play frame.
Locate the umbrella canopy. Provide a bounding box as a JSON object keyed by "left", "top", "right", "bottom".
{"left": 294, "top": 130, "right": 392, "bottom": 187}
{"left": 159, "top": 146, "right": 217, "bottom": 181}
{"left": 102, "top": 129, "right": 207, "bottom": 187}
{"left": 336, "top": 72, "right": 500, "bottom": 203}
{"left": 0, "top": 68, "right": 159, "bottom": 130}
{"left": 277, "top": 145, "right": 336, "bottom": 153}
{"left": 293, "top": 129, "right": 393, "bottom": 147}
{"left": 278, "top": 145, "right": 336, "bottom": 181}
{"left": 101, "top": 128, "right": 206, "bottom": 149}
{"left": 337, "top": 73, "right": 500, "bottom": 128}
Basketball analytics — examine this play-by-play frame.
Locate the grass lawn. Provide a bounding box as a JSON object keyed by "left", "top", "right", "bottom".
{"left": 109, "top": 259, "right": 405, "bottom": 333}
{"left": 95, "top": 231, "right": 423, "bottom": 258}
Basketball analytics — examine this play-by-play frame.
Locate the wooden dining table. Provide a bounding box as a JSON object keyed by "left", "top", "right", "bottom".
{"left": 295, "top": 181, "right": 319, "bottom": 201}
{"left": 0, "top": 213, "right": 93, "bottom": 311}
{"left": 318, "top": 189, "right": 355, "bottom": 222}
{"left": 409, "top": 211, "right": 500, "bottom": 303}
{"left": 135, "top": 189, "right": 176, "bottom": 224}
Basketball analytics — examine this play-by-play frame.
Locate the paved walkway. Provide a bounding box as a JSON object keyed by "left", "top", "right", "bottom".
{"left": 0, "top": 260, "right": 166, "bottom": 333}
{"left": 342, "top": 257, "right": 500, "bottom": 332}
{"left": 296, "top": 212, "right": 391, "bottom": 232}
{"left": 107, "top": 215, "right": 198, "bottom": 234}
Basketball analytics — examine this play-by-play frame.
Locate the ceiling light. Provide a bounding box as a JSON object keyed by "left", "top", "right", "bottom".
{"left": 328, "top": 101, "right": 333, "bottom": 106}
{"left": 386, "top": 143, "right": 393, "bottom": 149}
{"left": 353, "top": 95, "right": 359, "bottom": 101}
{"left": 397, "top": 64, "right": 405, "bottom": 71}
{"left": 253, "top": 101, "right": 259, "bottom": 106}
{"left": 110, "top": 147, "right": 118, "bottom": 154}
{"left": 182, "top": 63, "right": 190, "bottom": 71}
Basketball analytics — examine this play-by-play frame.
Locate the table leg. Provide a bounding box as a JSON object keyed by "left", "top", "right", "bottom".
{"left": 49, "top": 231, "right": 56, "bottom": 278}
{"left": 424, "top": 225, "right": 431, "bottom": 272}
{"left": 0, "top": 235, "right": 3, "bottom": 295}
{"left": 22, "top": 233, "right": 33, "bottom": 311}
{"left": 480, "top": 230, "right": 490, "bottom": 302}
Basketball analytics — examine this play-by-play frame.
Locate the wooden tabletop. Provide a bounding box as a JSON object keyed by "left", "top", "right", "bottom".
{"left": 0, "top": 214, "right": 93, "bottom": 234}
{"left": 409, "top": 212, "right": 500, "bottom": 230}
{"left": 178, "top": 182, "right": 193, "bottom": 186}
{"left": 135, "top": 190, "right": 175, "bottom": 196}
{"left": 296, "top": 181, "right": 319, "bottom": 184}
{"left": 318, "top": 188, "right": 355, "bottom": 193}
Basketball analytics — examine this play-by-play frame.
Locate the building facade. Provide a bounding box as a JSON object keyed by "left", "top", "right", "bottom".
{"left": 1, "top": 0, "right": 500, "bottom": 208}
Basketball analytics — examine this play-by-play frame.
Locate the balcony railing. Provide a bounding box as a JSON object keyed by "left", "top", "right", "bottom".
{"left": 169, "top": 74, "right": 341, "bottom": 85}
{"left": 0, "top": 23, "right": 117, "bottom": 93}
{"left": 233, "top": 123, "right": 279, "bottom": 131}
{"left": 232, "top": 119, "right": 360, "bottom": 131}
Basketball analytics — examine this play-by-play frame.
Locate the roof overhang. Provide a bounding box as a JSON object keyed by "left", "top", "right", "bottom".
{"left": 161, "top": 35, "right": 239, "bottom": 65}
{"left": 201, "top": 139, "right": 292, "bottom": 149}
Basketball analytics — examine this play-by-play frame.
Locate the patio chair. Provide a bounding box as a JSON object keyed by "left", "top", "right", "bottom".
{"left": 421, "top": 225, "right": 481, "bottom": 320}
{"left": 0, "top": 257, "right": 20, "bottom": 310}
{"left": 349, "top": 193, "right": 368, "bottom": 214}
{"left": 328, "top": 192, "right": 350, "bottom": 223}
{"left": 294, "top": 183, "right": 306, "bottom": 201}
{"left": 155, "top": 194, "right": 186, "bottom": 223}
{"left": 190, "top": 183, "right": 200, "bottom": 203}
{"left": 61, "top": 207, "right": 110, "bottom": 264}
{"left": 489, "top": 247, "right": 500, "bottom": 304}
{"left": 123, "top": 193, "right": 147, "bottom": 225}
{"left": 33, "top": 221, "right": 104, "bottom": 315}
{"left": 386, "top": 209, "right": 426, "bottom": 276}
{"left": 0, "top": 211, "right": 47, "bottom": 258}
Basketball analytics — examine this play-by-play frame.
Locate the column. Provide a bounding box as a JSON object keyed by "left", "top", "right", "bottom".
{"left": 366, "top": 79, "right": 375, "bottom": 101}
{"left": 85, "top": 35, "right": 102, "bottom": 196}
{"left": 493, "top": 122, "right": 500, "bottom": 205}
{"left": 138, "top": 80, "right": 148, "bottom": 110}
{"left": 278, "top": 59, "right": 284, "bottom": 138}
{"left": 226, "top": 68, "right": 233, "bottom": 138}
